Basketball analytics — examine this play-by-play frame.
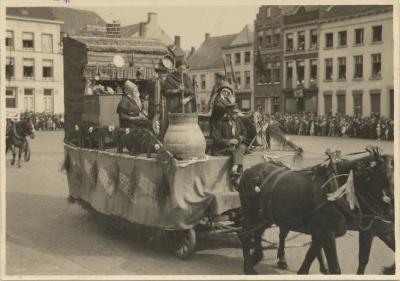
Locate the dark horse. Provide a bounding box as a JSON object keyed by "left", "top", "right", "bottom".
{"left": 237, "top": 146, "right": 393, "bottom": 275}
{"left": 276, "top": 148, "right": 395, "bottom": 274}
{"left": 6, "top": 118, "right": 35, "bottom": 168}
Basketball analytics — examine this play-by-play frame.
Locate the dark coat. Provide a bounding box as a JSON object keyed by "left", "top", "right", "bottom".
{"left": 162, "top": 71, "right": 195, "bottom": 113}
{"left": 211, "top": 116, "right": 247, "bottom": 154}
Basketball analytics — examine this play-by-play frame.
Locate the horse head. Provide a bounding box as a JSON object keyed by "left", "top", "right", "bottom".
{"left": 22, "top": 117, "right": 35, "bottom": 139}
{"left": 349, "top": 146, "right": 394, "bottom": 220}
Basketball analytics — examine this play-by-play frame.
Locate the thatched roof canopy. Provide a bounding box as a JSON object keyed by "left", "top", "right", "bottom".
{"left": 68, "top": 36, "right": 168, "bottom": 55}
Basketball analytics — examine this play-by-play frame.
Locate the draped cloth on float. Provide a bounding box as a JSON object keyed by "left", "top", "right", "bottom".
{"left": 65, "top": 143, "right": 275, "bottom": 230}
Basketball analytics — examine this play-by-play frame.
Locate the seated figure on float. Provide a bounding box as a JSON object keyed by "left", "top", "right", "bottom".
{"left": 211, "top": 103, "right": 247, "bottom": 188}
{"left": 116, "top": 80, "right": 154, "bottom": 155}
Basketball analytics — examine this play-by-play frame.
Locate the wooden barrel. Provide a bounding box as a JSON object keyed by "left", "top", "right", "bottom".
{"left": 163, "top": 113, "right": 206, "bottom": 160}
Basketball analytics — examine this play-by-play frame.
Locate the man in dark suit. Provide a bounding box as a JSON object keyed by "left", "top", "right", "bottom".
{"left": 211, "top": 104, "right": 247, "bottom": 187}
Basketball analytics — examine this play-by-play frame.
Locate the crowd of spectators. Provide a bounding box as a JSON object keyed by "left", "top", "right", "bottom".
{"left": 261, "top": 112, "right": 394, "bottom": 141}
{"left": 21, "top": 112, "right": 64, "bottom": 131}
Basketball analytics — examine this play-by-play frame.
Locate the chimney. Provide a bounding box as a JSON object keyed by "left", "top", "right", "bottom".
{"left": 175, "top": 36, "right": 181, "bottom": 47}
{"left": 205, "top": 33, "right": 210, "bottom": 40}
{"left": 148, "top": 12, "right": 158, "bottom": 23}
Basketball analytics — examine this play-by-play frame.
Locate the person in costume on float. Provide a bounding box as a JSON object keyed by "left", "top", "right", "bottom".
{"left": 211, "top": 104, "right": 247, "bottom": 188}
{"left": 117, "top": 80, "right": 152, "bottom": 154}
{"left": 162, "top": 58, "right": 196, "bottom": 114}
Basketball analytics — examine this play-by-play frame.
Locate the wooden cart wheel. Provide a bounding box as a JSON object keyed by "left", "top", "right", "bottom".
{"left": 24, "top": 143, "right": 31, "bottom": 162}
{"left": 167, "top": 228, "right": 196, "bottom": 260}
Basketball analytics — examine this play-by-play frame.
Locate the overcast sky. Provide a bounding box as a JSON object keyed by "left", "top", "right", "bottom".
{"left": 86, "top": 6, "right": 259, "bottom": 49}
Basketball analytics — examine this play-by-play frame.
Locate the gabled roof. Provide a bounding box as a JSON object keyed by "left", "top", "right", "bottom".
{"left": 226, "top": 24, "right": 254, "bottom": 48}
{"left": 188, "top": 33, "right": 237, "bottom": 71}
{"left": 120, "top": 23, "right": 140, "bottom": 37}
{"left": 6, "top": 7, "right": 106, "bottom": 35}
{"left": 324, "top": 5, "right": 393, "bottom": 20}
{"left": 168, "top": 44, "right": 186, "bottom": 57}
{"left": 278, "top": 5, "right": 299, "bottom": 15}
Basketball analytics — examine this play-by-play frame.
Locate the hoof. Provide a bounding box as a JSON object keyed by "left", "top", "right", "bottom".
{"left": 10, "top": 160, "right": 15, "bottom": 166}
{"left": 320, "top": 267, "right": 329, "bottom": 275}
{"left": 244, "top": 267, "right": 258, "bottom": 275}
{"left": 382, "top": 264, "right": 395, "bottom": 275}
{"left": 251, "top": 252, "right": 263, "bottom": 266}
{"left": 277, "top": 260, "right": 288, "bottom": 270}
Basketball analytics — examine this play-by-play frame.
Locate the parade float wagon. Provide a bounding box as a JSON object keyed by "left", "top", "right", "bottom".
{"left": 63, "top": 35, "right": 302, "bottom": 259}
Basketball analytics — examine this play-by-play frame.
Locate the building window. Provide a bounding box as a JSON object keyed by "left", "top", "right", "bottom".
{"left": 257, "top": 31, "right": 263, "bottom": 47}
{"left": 235, "top": 52, "right": 241, "bottom": 64}
{"left": 6, "top": 30, "right": 14, "bottom": 49}
{"left": 266, "top": 7, "right": 272, "bottom": 17}
{"left": 354, "top": 55, "right": 363, "bottom": 79}
{"left": 244, "top": 51, "right": 251, "bottom": 64}
{"left": 23, "top": 59, "right": 35, "bottom": 79}
{"left": 244, "top": 71, "right": 251, "bottom": 89}
{"left": 325, "top": 33, "right": 333, "bottom": 48}
{"left": 227, "top": 72, "right": 232, "bottom": 84}
{"left": 43, "top": 89, "right": 54, "bottom": 112}
{"left": 371, "top": 53, "right": 381, "bottom": 78}
{"left": 297, "top": 61, "right": 305, "bottom": 83}
{"left": 22, "top": 32, "right": 34, "bottom": 50}
{"left": 6, "top": 88, "right": 17, "bottom": 108}
{"left": 241, "top": 99, "right": 250, "bottom": 111}
{"left": 265, "top": 29, "right": 272, "bottom": 47}
{"left": 336, "top": 91, "right": 346, "bottom": 116}
{"left": 273, "top": 62, "right": 280, "bottom": 83}
{"left": 325, "top": 58, "right": 333, "bottom": 80}
{"left": 41, "top": 34, "right": 53, "bottom": 53}
{"left": 353, "top": 90, "right": 363, "bottom": 116}
{"left": 286, "top": 33, "right": 293, "bottom": 51}
{"left": 234, "top": 71, "right": 241, "bottom": 86}
{"left": 272, "top": 28, "right": 280, "bottom": 47}
{"left": 370, "top": 90, "right": 381, "bottom": 116}
{"left": 324, "top": 93, "right": 332, "bottom": 115}
{"left": 24, "top": 88, "right": 35, "bottom": 112}
{"left": 200, "top": 74, "right": 206, "bottom": 90}
{"left": 257, "top": 71, "right": 264, "bottom": 84}
{"left": 42, "top": 60, "right": 54, "bottom": 80}
{"left": 265, "top": 62, "right": 272, "bottom": 83}
{"left": 310, "top": 59, "right": 317, "bottom": 82}
{"left": 372, "top": 25, "right": 382, "bottom": 42}
{"left": 355, "top": 28, "right": 364, "bottom": 45}
{"left": 338, "top": 57, "right": 346, "bottom": 80}
{"left": 225, "top": 53, "right": 231, "bottom": 64}
{"left": 338, "top": 31, "right": 347, "bottom": 47}
{"left": 6, "top": 57, "right": 14, "bottom": 80}
{"left": 298, "top": 31, "right": 305, "bottom": 50}
{"left": 310, "top": 29, "right": 318, "bottom": 50}
{"left": 286, "top": 62, "right": 293, "bottom": 87}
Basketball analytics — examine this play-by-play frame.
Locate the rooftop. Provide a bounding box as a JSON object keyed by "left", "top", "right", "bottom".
{"left": 6, "top": 7, "right": 106, "bottom": 35}
{"left": 188, "top": 33, "right": 237, "bottom": 71}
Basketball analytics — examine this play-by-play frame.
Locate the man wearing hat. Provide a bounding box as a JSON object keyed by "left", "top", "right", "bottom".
{"left": 163, "top": 58, "right": 196, "bottom": 114}
{"left": 211, "top": 103, "right": 247, "bottom": 188}
{"left": 117, "top": 80, "right": 152, "bottom": 154}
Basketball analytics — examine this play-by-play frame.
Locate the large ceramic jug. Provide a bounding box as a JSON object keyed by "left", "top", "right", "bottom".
{"left": 163, "top": 113, "right": 206, "bottom": 160}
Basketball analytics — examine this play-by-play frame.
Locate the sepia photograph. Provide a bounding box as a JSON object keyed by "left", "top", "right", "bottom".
{"left": 1, "top": 0, "right": 398, "bottom": 279}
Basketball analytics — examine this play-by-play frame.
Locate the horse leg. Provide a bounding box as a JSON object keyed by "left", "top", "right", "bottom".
{"left": 239, "top": 230, "right": 257, "bottom": 275}
{"left": 376, "top": 225, "right": 395, "bottom": 274}
{"left": 321, "top": 232, "right": 341, "bottom": 274}
{"left": 251, "top": 227, "right": 264, "bottom": 266}
{"left": 357, "top": 231, "right": 374, "bottom": 274}
{"left": 11, "top": 145, "right": 16, "bottom": 166}
{"left": 298, "top": 235, "right": 322, "bottom": 274}
{"left": 277, "top": 227, "right": 289, "bottom": 270}
{"left": 316, "top": 249, "right": 329, "bottom": 274}
{"left": 17, "top": 146, "right": 22, "bottom": 168}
